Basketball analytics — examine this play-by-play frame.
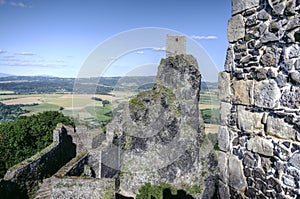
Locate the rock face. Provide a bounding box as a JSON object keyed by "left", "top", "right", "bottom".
{"left": 106, "top": 54, "right": 212, "bottom": 197}
{"left": 219, "top": 0, "right": 300, "bottom": 198}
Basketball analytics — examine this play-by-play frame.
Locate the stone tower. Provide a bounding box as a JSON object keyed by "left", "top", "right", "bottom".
{"left": 219, "top": 0, "right": 300, "bottom": 198}
{"left": 166, "top": 35, "right": 186, "bottom": 57}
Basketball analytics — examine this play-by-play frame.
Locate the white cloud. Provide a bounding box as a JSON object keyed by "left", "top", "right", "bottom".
{"left": 136, "top": 51, "right": 144, "bottom": 54}
{"left": 191, "top": 35, "right": 218, "bottom": 40}
{"left": 10, "top": 2, "right": 28, "bottom": 8}
{"left": 0, "top": 0, "right": 5, "bottom": 5}
{"left": 15, "top": 52, "right": 35, "bottom": 56}
{"left": 0, "top": 50, "right": 6, "bottom": 54}
{"left": 152, "top": 47, "right": 166, "bottom": 51}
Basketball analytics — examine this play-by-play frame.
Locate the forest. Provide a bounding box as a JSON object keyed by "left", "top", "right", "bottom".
{"left": 0, "top": 111, "right": 74, "bottom": 178}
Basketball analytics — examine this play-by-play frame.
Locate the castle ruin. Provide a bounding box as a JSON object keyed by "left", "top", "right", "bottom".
{"left": 166, "top": 35, "right": 186, "bottom": 57}
{"left": 219, "top": 0, "right": 300, "bottom": 198}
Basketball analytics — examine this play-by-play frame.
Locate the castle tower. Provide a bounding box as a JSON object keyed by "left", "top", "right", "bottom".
{"left": 166, "top": 35, "right": 186, "bottom": 57}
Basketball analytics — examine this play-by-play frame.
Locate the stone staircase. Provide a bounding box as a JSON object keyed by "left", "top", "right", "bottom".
{"left": 34, "top": 178, "right": 52, "bottom": 199}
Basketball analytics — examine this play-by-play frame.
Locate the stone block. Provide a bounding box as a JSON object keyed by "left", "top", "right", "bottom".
{"left": 224, "top": 45, "right": 235, "bottom": 72}
{"left": 253, "top": 79, "right": 280, "bottom": 108}
{"left": 232, "top": 0, "right": 260, "bottom": 15}
{"left": 228, "top": 14, "right": 245, "bottom": 43}
{"left": 220, "top": 102, "right": 232, "bottom": 125}
{"left": 237, "top": 105, "right": 264, "bottom": 133}
{"left": 289, "top": 152, "right": 300, "bottom": 170}
{"left": 218, "top": 72, "right": 231, "bottom": 102}
{"left": 218, "top": 126, "right": 230, "bottom": 152}
{"left": 247, "top": 136, "right": 274, "bottom": 156}
{"left": 218, "top": 151, "right": 229, "bottom": 184}
{"left": 232, "top": 79, "right": 254, "bottom": 105}
{"left": 266, "top": 115, "right": 296, "bottom": 140}
{"left": 228, "top": 155, "right": 247, "bottom": 190}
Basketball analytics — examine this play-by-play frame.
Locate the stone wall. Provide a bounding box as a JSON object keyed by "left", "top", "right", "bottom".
{"left": 219, "top": 0, "right": 300, "bottom": 198}
{"left": 49, "top": 177, "right": 115, "bottom": 199}
{"left": 2, "top": 125, "right": 76, "bottom": 198}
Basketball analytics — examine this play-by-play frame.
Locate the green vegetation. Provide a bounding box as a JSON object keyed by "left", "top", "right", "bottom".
{"left": 136, "top": 182, "right": 197, "bottom": 199}
{"left": 200, "top": 108, "right": 220, "bottom": 124}
{"left": 0, "top": 102, "right": 31, "bottom": 122}
{"left": 85, "top": 105, "right": 113, "bottom": 124}
{"left": 136, "top": 182, "right": 177, "bottom": 199}
{"left": 23, "top": 103, "right": 61, "bottom": 113}
{"left": 129, "top": 96, "right": 145, "bottom": 110}
{"left": 0, "top": 111, "right": 74, "bottom": 178}
{"left": 186, "top": 184, "right": 204, "bottom": 195}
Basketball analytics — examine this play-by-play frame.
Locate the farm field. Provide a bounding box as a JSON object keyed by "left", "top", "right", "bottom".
{"left": 0, "top": 78, "right": 220, "bottom": 131}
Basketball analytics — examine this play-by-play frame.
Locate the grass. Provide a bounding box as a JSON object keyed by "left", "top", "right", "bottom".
{"left": 85, "top": 105, "right": 113, "bottom": 123}
{"left": 22, "top": 103, "right": 61, "bottom": 114}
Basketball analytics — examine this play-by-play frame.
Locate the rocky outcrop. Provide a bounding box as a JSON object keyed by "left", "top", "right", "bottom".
{"left": 219, "top": 0, "right": 300, "bottom": 198}
{"left": 106, "top": 54, "right": 215, "bottom": 198}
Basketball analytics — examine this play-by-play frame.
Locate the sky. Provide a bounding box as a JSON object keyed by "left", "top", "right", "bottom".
{"left": 0, "top": 0, "right": 231, "bottom": 81}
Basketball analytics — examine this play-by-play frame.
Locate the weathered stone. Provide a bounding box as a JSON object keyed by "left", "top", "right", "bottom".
{"left": 224, "top": 45, "right": 235, "bottom": 72}
{"left": 266, "top": 115, "right": 296, "bottom": 140}
{"left": 290, "top": 71, "right": 300, "bottom": 85}
{"left": 218, "top": 126, "right": 230, "bottom": 152}
{"left": 245, "top": 187, "right": 256, "bottom": 198}
{"left": 255, "top": 179, "right": 267, "bottom": 193}
{"left": 237, "top": 105, "right": 263, "bottom": 133}
{"left": 220, "top": 102, "right": 232, "bottom": 125}
{"left": 282, "top": 175, "right": 296, "bottom": 187}
{"left": 260, "top": 47, "right": 281, "bottom": 68}
{"left": 243, "top": 167, "right": 252, "bottom": 177}
{"left": 228, "top": 155, "right": 247, "bottom": 190}
{"left": 247, "top": 136, "right": 274, "bottom": 156}
{"left": 287, "top": 16, "right": 300, "bottom": 31}
{"left": 253, "top": 79, "right": 280, "bottom": 108}
{"left": 285, "top": 45, "right": 300, "bottom": 59}
{"left": 261, "top": 32, "right": 279, "bottom": 43}
{"left": 274, "top": 145, "right": 290, "bottom": 161}
{"left": 286, "top": 0, "right": 297, "bottom": 15}
{"left": 261, "top": 157, "right": 272, "bottom": 172}
{"left": 269, "top": 21, "right": 281, "bottom": 33}
{"left": 246, "top": 15, "right": 258, "bottom": 27}
{"left": 218, "top": 72, "right": 231, "bottom": 102}
{"left": 257, "top": 9, "right": 271, "bottom": 20}
{"left": 232, "top": 0, "right": 260, "bottom": 15}
{"left": 228, "top": 14, "right": 245, "bottom": 43}
{"left": 253, "top": 168, "right": 266, "bottom": 180}
{"left": 276, "top": 73, "right": 288, "bottom": 87}
{"left": 267, "top": 68, "right": 276, "bottom": 79}
{"left": 218, "top": 180, "right": 230, "bottom": 199}
{"left": 254, "top": 68, "right": 268, "bottom": 81}
{"left": 295, "top": 59, "right": 300, "bottom": 70}
{"left": 218, "top": 151, "right": 229, "bottom": 183}
{"left": 243, "top": 152, "right": 257, "bottom": 167}
{"left": 258, "top": 23, "right": 268, "bottom": 36}
{"left": 267, "top": 177, "right": 282, "bottom": 192}
{"left": 289, "top": 152, "right": 300, "bottom": 170}
{"left": 232, "top": 79, "right": 254, "bottom": 105}
{"left": 280, "top": 86, "right": 300, "bottom": 109}
{"left": 268, "top": 0, "right": 287, "bottom": 15}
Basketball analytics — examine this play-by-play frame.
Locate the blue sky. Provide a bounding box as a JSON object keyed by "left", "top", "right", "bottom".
{"left": 0, "top": 0, "right": 231, "bottom": 80}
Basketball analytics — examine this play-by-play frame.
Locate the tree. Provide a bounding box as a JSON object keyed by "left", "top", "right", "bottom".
{"left": 0, "top": 111, "right": 75, "bottom": 178}
{"left": 102, "top": 100, "right": 110, "bottom": 107}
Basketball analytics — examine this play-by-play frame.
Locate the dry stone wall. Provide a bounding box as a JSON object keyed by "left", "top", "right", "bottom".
{"left": 219, "top": 0, "right": 300, "bottom": 198}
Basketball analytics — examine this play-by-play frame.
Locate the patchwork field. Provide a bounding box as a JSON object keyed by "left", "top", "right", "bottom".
{"left": 0, "top": 86, "right": 219, "bottom": 133}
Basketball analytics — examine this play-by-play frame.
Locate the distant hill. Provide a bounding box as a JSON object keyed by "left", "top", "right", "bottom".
{"left": 0, "top": 75, "right": 218, "bottom": 94}
{"left": 0, "top": 73, "right": 13, "bottom": 77}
